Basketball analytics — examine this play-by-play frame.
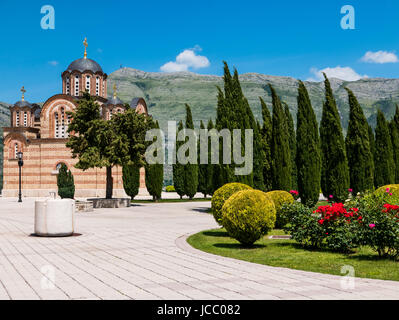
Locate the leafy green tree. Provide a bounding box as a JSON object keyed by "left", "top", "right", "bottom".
{"left": 345, "top": 88, "right": 374, "bottom": 194}
{"left": 374, "top": 109, "right": 395, "bottom": 187}
{"left": 57, "top": 163, "right": 75, "bottom": 199}
{"left": 319, "top": 74, "right": 349, "bottom": 201}
{"left": 284, "top": 102, "right": 297, "bottom": 190}
{"left": 183, "top": 104, "right": 199, "bottom": 199}
{"left": 67, "top": 91, "right": 149, "bottom": 199}
{"left": 390, "top": 105, "right": 399, "bottom": 183}
{"left": 122, "top": 164, "right": 140, "bottom": 200}
{"left": 145, "top": 120, "right": 164, "bottom": 201}
{"left": 296, "top": 80, "right": 321, "bottom": 206}
{"left": 205, "top": 120, "right": 216, "bottom": 195}
{"left": 260, "top": 97, "right": 273, "bottom": 191}
{"left": 270, "top": 84, "right": 291, "bottom": 191}
{"left": 173, "top": 120, "right": 185, "bottom": 199}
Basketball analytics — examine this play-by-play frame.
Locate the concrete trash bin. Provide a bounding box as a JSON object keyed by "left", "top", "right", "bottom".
{"left": 35, "top": 199, "right": 75, "bottom": 237}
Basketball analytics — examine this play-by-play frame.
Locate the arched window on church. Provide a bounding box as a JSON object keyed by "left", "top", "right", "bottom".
{"left": 109, "top": 109, "right": 113, "bottom": 120}
{"left": 54, "top": 112, "right": 59, "bottom": 138}
{"left": 96, "top": 77, "right": 100, "bottom": 96}
{"left": 66, "top": 77, "right": 70, "bottom": 95}
{"left": 14, "top": 143, "right": 18, "bottom": 159}
{"left": 86, "top": 75, "right": 90, "bottom": 92}
{"left": 75, "top": 75, "right": 80, "bottom": 96}
{"left": 23, "top": 112, "right": 27, "bottom": 127}
{"left": 15, "top": 111, "right": 20, "bottom": 126}
{"left": 60, "top": 108, "right": 65, "bottom": 137}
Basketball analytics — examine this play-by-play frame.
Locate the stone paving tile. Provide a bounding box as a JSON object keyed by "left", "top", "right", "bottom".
{"left": 0, "top": 198, "right": 399, "bottom": 300}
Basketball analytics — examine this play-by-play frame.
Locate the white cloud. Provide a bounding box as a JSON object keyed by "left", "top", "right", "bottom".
{"left": 361, "top": 50, "right": 398, "bottom": 64}
{"left": 307, "top": 66, "right": 368, "bottom": 82}
{"left": 48, "top": 60, "right": 59, "bottom": 66}
{"left": 160, "top": 47, "right": 210, "bottom": 72}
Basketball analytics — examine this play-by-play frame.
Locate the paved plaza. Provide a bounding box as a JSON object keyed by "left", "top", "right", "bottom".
{"left": 0, "top": 197, "right": 398, "bottom": 300}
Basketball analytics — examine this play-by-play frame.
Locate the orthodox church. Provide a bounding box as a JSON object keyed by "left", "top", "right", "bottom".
{"left": 2, "top": 39, "right": 148, "bottom": 197}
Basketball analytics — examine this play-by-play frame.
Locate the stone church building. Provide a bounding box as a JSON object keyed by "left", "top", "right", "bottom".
{"left": 2, "top": 39, "right": 148, "bottom": 198}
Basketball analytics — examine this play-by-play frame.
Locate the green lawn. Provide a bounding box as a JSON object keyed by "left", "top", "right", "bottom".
{"left": 187, "top": 228, "right": 399, "bottom": 281}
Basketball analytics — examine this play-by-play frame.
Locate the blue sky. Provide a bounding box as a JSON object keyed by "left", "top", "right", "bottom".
{"left": 1, "top": 0, "right": 399, "bottom": 103}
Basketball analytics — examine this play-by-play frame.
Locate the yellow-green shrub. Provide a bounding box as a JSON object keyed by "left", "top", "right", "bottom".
{"left": 211, "top": 183, "right": 253, "bottom": 225}
{"left": 375, "top": 185, "right": 399, "bottom": 197}
{"left": 165, "top": 185, "right": 175, "bottom": 192}
{"left": 221, "top": 190, "right": 276, "bottom": 245}
{"left": 265, "top": 190, "right": 294, "bottom": 228}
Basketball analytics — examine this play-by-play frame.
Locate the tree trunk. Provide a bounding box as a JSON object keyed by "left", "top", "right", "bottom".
{"left": 106, "top": 166, "right": 113, "bottom": 199}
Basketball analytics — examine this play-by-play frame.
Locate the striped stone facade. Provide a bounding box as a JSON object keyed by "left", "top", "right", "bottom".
{"left": 2, "top": 50, "right": 148, "bottom": 198}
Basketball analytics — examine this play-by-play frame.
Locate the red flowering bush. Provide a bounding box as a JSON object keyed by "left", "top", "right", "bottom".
{"left": 289, "top": 190, "right": 299, "bottom": 201}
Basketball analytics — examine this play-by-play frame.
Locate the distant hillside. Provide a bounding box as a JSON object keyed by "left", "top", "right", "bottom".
{"left": 108, "top": 68, "right": 399, "bottom": 130}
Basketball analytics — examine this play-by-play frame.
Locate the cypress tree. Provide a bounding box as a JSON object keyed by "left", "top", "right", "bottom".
{"left": 122, "top": 164, "right": 140, "bottom": 200}
{"left": 296, "top": 80, "right": 321, "bottom": 206}
{"left": 284, "top": 102, "right": 297, "bottom": 190}
{"left": 390, "top": 105, "right": 399, "bottom": 183}
{"left": 197, "top": 120, "right": 208, "bottom": 197}
{"left": 260, "top": 97, "right": 273, "bottom": 191}
{"left": 205, "top": 119, "right": 215, "bottom": 195}
{"left": 374, "top": 109, "right": 395, "bottom": 187}
{"left": 319, "top": 73, "right": 349, "bottom": 202}
{"left": 270, "top": 84, "right": 291, "bottom": 191}
{"left": 183, "top": 104, "right": 199, "bottom": 199}
{"left": 173, "top": 120, "right": 185, "bottom": 199}
{"left": 345, "top": 88, "right": 374, "bottom": 194}
{"left": 145, "top": 120, "right": 164, "bottom": 201}
{"left": 57, "top": 163, "right": 75, "bottom": 199}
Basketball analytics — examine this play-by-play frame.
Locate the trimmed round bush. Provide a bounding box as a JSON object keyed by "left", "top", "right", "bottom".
{"left": 375, "top": 185, "right": 399, "bottom": 197}
{"left": 165, "top": 185, "right": 175, "bottom": 192}
{"left": 265, "top": 190, "right": 294, "bottom": 228}
{"left": 221, "top": 190, "right": 276, "bottom": 245}
{"left": 211, "top": 183, "right": 253, "bottom": 225}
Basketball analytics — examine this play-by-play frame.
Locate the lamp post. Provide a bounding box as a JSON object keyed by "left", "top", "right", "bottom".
{"left": 17, "top": 151, "right": 23, "bottom": 202}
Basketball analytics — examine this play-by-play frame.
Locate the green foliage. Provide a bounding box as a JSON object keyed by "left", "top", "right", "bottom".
{"left": 284, "top": 103, "right": 297, "bottom": 190}
{"left": 390, "top": 105, "right": 399, "bottom": 183}
{"left": 345, "top": 88, "right": 374, "bottom": 194}
{"left": 221, "top": 189, "right": 276, "bottom": 245}
{"left": 165, "top": 185, "right": 175, "bottom": 192}
{"left": 145, "top": 120, "right": 164, "bottom": 201}
{"left": 173, "top": 120, "right": 185, "bottom": 199}
{"left": 375, "top": 184, "right": 399, "bottom": 197}
{"left": 374, "top": 109, "right": 395, "bottom": 188}
{"left": 259, "top": 97, "right": 273, "bottom": 191}
{"left": 211, "top": 182, "right": 253, "bottom": 225}
{"left": 270, "top": 84, "right": 291, "bottom": 191}
{"left": 265, "top": 190, "right": 294, "bottom": 228}
{"left": 296, "top": 81, "right": 321, "bottom": 206}
{"left": 183, "top": 104, "right": 199, "bottom": 199}
{"left": 122, "top": 164, "right": 140, "bottom": 199}
{"left": 319, "top": 74, "right": 349, "bottom": 202}
{"left": 67, "top": 92, "right": 150, "bottom": 199}
{"left": 57, "top": 164, "right": 75, "bottom": 199}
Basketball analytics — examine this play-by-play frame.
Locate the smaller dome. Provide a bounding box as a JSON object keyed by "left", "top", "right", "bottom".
{"left": 14, "top": 100, "right": 33, "bottom": 108}
{"left": 67, "top": 58, "right": 103, "bottom": 73}
{"left": 105, "top": 96, "right": 124, "bottom": 106}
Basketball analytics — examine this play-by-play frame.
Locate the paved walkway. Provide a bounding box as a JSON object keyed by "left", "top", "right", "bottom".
{"left": 0, "top": 198, "right": 398, "bottom": 300}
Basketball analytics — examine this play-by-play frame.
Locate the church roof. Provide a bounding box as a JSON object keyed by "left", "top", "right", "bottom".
{"left": 66, "top": 58, "right": 103, "bottom": 73}
{"left": 105, "top": 96, "right": 124, "bottom": 106}
{"left": 14, "top": 100, "right": 33, "bottom": 108}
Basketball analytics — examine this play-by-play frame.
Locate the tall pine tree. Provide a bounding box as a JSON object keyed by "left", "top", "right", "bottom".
{"left": 270, "top": 84, "right": 291, "bottom": 191}
{"left": 260, "top": 97, "right": 273, "bottom": 191}
{"left": 284, "top": 102, "right": 297, "bottom": 190}
{"left": 183, "top": 104, "right": 199, "bottom": 199}
{"left": 145, "top": 120, "right": 164, "bottom": 201}
{"left": 374, "top": 109, "right": 395, "bottom": 187}
{"left": 345, "top": 88, "right": 374, "bottom": 194}
{"left": 173, "top": 120, "right": 185, "bottom": 199}
{"left": 390, "top": 105, "right": 399, "bottom": 183}
{"left": 198, "top": 120, "right": 208, "bottom": 197}
{"left": 122, "top": 164, "right": 140, "bottom": 200}
{"left": 319, "top": 73, "right": 349, "bottom": 202}
{"left": 296, "top": 80, "right": 321, "bottom": 206}
{"left": 206, "top": 119, "right": 216, "bottom": 195}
